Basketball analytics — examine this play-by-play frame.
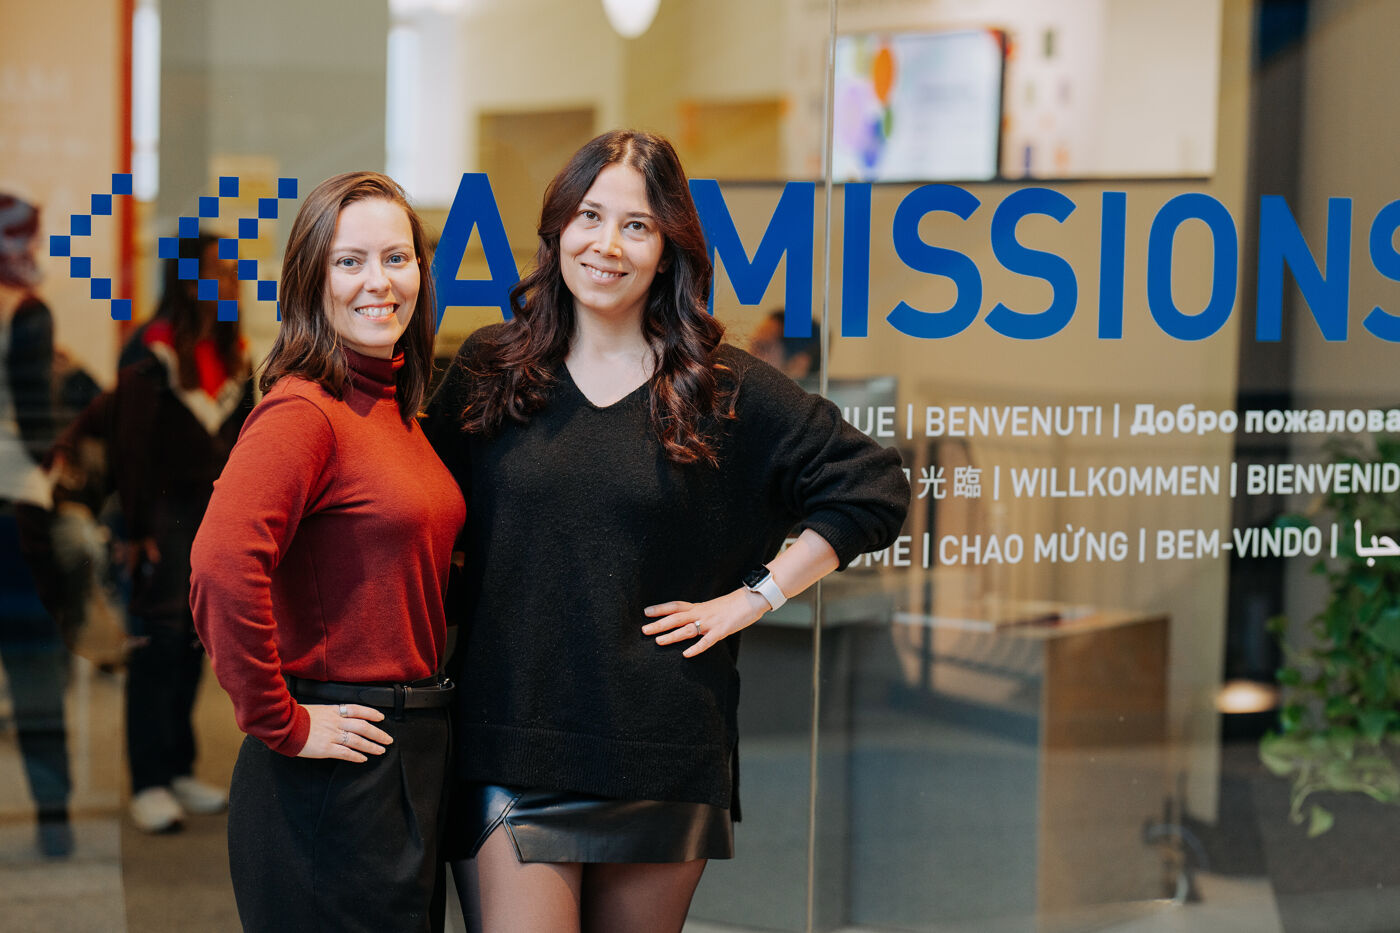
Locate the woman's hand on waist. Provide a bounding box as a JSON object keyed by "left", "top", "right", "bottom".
{"left": 642, "top": 588, "right": 770, "bottom": 658}
{"left": 296, "top": 703, "right": 394, "bottom": 762}
{"left": 642, "top": 530, "right": 841, "bottom": 658}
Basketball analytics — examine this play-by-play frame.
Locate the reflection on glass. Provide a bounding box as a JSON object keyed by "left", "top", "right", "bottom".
{"left": 832, "top": 0, "right": 1223, "bottom": 182}
{"left": 832, "top": 29, "right": 1006, "bottom": 183}
{"left": 11, "top": 0, "right": 1400, "bottom": 930}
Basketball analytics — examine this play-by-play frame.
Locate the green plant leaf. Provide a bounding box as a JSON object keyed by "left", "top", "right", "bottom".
{"left": 1363, "top": 660, "right": 1391, "bottom": 704}
{"left": 1260, "top": 733, "right": 1303, "bottom": 775}
{"left": 1353, "top": 755, "right": 1400, "bottom": 800}
{"left": 1257, "top": 436, "right": 1400, "bottom": 832}
{"left": 1325, "top": 647, "right": 1353, "bottom": 669}
{"left": 1307, "top": 804, "right": 1335, "bottom": 837}
{"left": 1325, "top": 695, "right": 1357, "bottom": 723}
{"left": 1324, "top": 602, "right": 1352, "bottom": 645}
{"left": 1367, "top": 607, "right": 1400, "bottom": 655}
{"left": 1358, "top": 709, "right": 1394, "bottom": 743}
{"left": 1325, "top": 730, "right": 1358, "bottom": 758}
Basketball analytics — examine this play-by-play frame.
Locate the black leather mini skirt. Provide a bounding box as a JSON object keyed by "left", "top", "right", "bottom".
{"left": 460, "top": 782, "right": 733, "bottom": 863}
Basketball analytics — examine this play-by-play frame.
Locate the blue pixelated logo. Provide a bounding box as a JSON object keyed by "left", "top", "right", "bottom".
{"left": 48, "top": 173, "right": 135, "bottom": 320}
{"left": 158, "top": 175, "right": 298, "bottom": 321}
{"left": 51, "top": 174, "right": 298, "bottom": 321}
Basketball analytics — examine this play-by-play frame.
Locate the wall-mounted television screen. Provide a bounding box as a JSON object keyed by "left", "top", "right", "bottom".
{"left": 832, "top": 28, "right": 1005, "bottom": 183}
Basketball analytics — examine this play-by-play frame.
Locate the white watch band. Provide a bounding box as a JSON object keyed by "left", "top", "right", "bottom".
{"left": 749, "top": 572, "right": 787, "bottom": 611}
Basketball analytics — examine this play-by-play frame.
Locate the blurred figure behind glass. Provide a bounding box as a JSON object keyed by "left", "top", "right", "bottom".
{"left": 0, "top": 192, "right": 73, "bottom": 859}
{"left": 747, "top": 308, "right": 821, "bottom": 388}
{"left": 107, "top": 231, "right": 252, "bottom": 833}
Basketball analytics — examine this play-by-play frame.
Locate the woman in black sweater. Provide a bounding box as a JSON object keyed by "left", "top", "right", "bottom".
{"left": 425, "top": 130, "right": 910, "bottom": 933}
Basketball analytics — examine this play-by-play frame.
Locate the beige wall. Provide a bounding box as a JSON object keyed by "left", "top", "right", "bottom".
{"left": 1, "top": 0, "right": 124, "bottom": 383}
{"left": 155, "top": 0, "right": 388, "bottom": 364}
{"left": 424, "top": 1, "right": 1248, "bottom": 818}
{"left": 2, "top": 0, "right": 1260, "bottom": 824}
{"left": 1293, "top": 0, "right": 1400, "bottom": 412}
{"left": 1096, "top": 0, "right": 1222, "bottom": 176}
{"left": 1275, "top": 0, "right": 1400, "bottom": 686}
{"left": 710, "top": 0, "right": 1252, "bottom": 819}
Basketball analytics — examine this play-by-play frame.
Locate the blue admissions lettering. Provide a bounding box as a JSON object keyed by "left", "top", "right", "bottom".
{"left": 429, "top": 174, "right": 1400, "bottom": 342}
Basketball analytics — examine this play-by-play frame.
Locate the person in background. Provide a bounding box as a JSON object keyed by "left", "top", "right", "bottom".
{"left": 42, "top": 346, "right": 117, "bottom": 673}
{"left": 747, "top": 308, "right": 821, "bottom": 388}
{"left": 0, "top": 193, "right": 73, "bottom": 858}
{"left": 190, "top": 172, "right": 464, "bottom": 931}
{"left": 106, "top": 231, "right": 253, "bottom": 833}
{"left": 117, "top": 293, "right": 166, "bottom": 372}
{"left": 425, "top": 130, "right": 910, "bottom": 933}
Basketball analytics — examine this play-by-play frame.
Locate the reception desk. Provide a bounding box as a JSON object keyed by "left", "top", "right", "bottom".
{"left": 690, "top": 590, "right": 1171, "bottom": 932}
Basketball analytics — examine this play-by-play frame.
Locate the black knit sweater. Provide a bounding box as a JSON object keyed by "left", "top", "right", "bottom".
{"left": 424, "top": 326, "right": 910, "bottom": 812}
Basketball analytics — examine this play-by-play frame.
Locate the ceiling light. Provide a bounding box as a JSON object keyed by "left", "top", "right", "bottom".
{"left": 1215, "top": 679, "right": 1280, "bottom": 715}
{"left": 602, "top": 0, "right": 660, "bottom": 39}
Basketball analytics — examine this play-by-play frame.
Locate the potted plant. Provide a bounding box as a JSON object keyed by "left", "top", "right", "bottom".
{"left": 1259, "top": 434, "right": 1400, "bottom": 837}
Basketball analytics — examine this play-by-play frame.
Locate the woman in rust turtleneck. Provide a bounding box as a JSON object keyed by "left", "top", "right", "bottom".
{"left": 190, "top": 172, "right": 464, "bottom": 933}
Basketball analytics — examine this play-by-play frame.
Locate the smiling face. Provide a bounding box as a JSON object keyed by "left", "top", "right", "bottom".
{"left": 558, "top": 162, "right": 666, "bottom": 330}
{"left": 200, "top": 239, "right": 240, "bottom": 305}
{"left": 324, "top": 197, "right": 420, "bottom": 359}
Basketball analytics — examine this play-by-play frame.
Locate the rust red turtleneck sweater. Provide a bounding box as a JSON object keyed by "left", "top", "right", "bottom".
{"left": 191, "top": 350, "right": 465, "bottom": 755}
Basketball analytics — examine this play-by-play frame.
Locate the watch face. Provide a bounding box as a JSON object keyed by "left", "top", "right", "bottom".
{"left": 743, "top": 567, "right": 770, "bottom": 589}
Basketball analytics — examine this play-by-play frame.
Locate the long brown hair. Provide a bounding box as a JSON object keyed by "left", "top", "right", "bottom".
{"left": 260, "top": 172, "right": 436, "bottom": 421}
{"left": 157, "top": 232, "right": 244, "bottom": 391}
{"left": 461, "top": 130, "right": 730, "bottom": 465}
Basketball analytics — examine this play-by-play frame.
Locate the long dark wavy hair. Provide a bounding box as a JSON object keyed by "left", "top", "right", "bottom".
{"left": 155, "top": 232, "right": 246, "bottom": 391}
{"left": 260, "top": 172, "right": 436, "bottom": 421}
{"left": 460, "top": 130, "right": 730, "bottom": 465}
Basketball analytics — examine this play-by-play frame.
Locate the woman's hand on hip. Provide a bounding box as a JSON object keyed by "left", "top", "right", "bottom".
{"left": 642, "top": 588, "right": 771, "bottom": 658}
{"left": 296, "top": 703, "right": 393, "bottom": 763}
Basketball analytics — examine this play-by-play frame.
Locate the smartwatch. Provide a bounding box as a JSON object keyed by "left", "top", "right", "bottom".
{"left": 742, "top": 565, "right": 787, "bottom": 611}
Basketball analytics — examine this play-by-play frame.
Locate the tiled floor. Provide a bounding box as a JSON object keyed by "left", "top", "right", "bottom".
{"left": 0, "top": 656, "right": 1378, "bottom": 933}
{"left": 0, "top": 817, "right": 123, "bottom": 933}
{"left": 0, "top": 657, "right": 242, "bottom": 932}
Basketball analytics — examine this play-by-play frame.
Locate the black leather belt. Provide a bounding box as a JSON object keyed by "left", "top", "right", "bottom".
{"left": 285, "top": 675, "right": 454, "bottom": 711}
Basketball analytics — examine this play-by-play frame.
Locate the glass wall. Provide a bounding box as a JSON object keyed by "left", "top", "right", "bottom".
{"left": 3, "top": 1, "right": 1399, "bottom": 930}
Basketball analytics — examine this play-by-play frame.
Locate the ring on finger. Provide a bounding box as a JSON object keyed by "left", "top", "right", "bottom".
{"left": 339, "top": 730, "right": 350, "bottom": 746}
{"left": 338, "top": 704, "right": 348, "bottom": 717}
{"left": 692, "top": 621, "right": 703, "bottom": 638}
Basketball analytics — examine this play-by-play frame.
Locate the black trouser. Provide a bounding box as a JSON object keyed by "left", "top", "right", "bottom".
{"left": 226, "top": 705, "right": 451, "bottom": 933}
{"left": 0, "top": 509, "right": 71, "bottom": 818}
{"left": 125, "top": 613, "right": 204, "bottom": 792}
